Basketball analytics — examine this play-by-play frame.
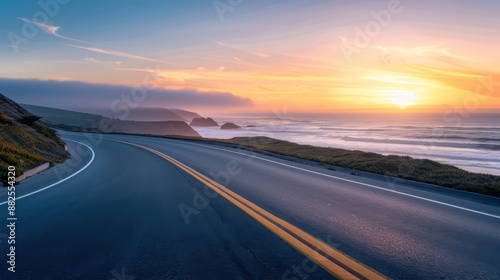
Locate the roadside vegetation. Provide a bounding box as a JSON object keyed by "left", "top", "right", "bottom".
{"left": 0, "top": 112, "right": 69, "bottom": 183}
{"left": 154, "top": 135, "right": 500, "bottom": 197}
{"left": 32, "top": 111, "right": 500, "bottom": 197}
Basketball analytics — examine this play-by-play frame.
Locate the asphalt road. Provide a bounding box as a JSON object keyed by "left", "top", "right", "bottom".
{"left": 1, "top": 132, "right": 499, "bottom": 279}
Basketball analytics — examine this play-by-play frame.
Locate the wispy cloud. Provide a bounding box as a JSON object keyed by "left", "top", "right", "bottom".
{"left": 373, "top": 44, "right": 496, "bottom": 93}
{"left": 376, "top": 45, "right": 478, "bottom": 70}
{"left": 233, "top": 57, "right": 264, "bottom": 68}
{"left": 17, "top": 18, "right": 93, "bottom": 44}
{"left": 15, "top": 18, "right": 172, "bottom": 65}
{"left": 5, "top": 44, "right": 32, "bottom": 51}
{"left": 14, "top": 18, "right": 171, "bottom": 64}
{"left": 113, "top": 67, "right": 228, "bottom": 90}
{"left": 84, "top": 57, "right": 123, "bottom": 65}
{"left": 69, "top": 45, "right": 174, "bottom": 64}
{"left": 215, "top": 41, "right": 271, "bottom": 58}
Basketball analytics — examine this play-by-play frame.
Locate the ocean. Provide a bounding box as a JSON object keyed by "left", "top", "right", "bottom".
{"left": 194, "top": 113, "right": 500, "bottom": 176}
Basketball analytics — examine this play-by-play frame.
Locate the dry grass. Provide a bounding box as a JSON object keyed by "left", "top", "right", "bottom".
{"left": 0, "top": 112, "right": 69, "bottom": 182}
{"left": 160, "top": 135, "right": 500, "bottom": 197}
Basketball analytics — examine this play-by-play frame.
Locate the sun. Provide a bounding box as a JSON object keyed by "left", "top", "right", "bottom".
{"left": 391, "top": 91, "right": 416, "bottom": 108}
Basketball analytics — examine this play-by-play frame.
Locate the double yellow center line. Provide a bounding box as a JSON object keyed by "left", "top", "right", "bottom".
{"left": 107, "top": 138, "right": 388, "bottom": 280}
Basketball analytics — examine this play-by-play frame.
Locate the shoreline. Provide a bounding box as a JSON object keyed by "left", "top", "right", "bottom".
{"left": 193, "top": 126, "right": 500, "bottom": 177}
{"left": 87, "top": 131, "right": 500, "bottom": 198}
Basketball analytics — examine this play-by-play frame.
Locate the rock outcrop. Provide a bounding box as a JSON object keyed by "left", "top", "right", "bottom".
{"left": 221, "top": 122, "right": 241, "bottom": 130}
{"left": 111, "top": 120, "right": 201, "bottom": 137}
{"left": 190, "top": 117, "right": 219, "bottom": 127}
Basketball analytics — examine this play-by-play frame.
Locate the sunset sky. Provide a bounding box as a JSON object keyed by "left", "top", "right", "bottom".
{"left": 1, "top": 0, "right": 499, "bottom": 115}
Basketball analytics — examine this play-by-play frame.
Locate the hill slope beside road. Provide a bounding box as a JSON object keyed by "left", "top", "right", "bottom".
{"left": 21, "top": 104, "right": 201, "bottom": 137}
{"left": 118, "top": 107, "right": 186, "bottom": 122}
{"left": 169, "top": 108, "right": 203, "bottom": 122}
{"left": 0, "top": 94, "right": 69, "bottom": 182}
{"left": 21, "top": 104, "right": 104, "bottom": 127}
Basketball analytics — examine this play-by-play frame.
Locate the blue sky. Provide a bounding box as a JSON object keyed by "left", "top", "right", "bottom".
{"left": 1, "top": 0, "right": 499, "bottom": 113}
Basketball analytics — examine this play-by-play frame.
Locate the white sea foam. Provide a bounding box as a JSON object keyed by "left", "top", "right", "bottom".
{"left": 196, "top": 113, "right": 500, "bottom": 175}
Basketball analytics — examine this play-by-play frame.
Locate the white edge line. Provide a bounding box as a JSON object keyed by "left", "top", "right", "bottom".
{"left": 162, "top": 138, "right": 500, "bottom": 220}
{"left": 0, "top": 139, "right": 95, "bottom": 205}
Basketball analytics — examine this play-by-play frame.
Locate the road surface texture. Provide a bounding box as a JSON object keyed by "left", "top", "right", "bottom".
{"left": 1, "top": 131, "right": 499, "bottom": 279}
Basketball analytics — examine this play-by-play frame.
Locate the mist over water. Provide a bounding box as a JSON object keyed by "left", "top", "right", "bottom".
{"left": 196, "top": 113, "right": 500, "bottom": 176}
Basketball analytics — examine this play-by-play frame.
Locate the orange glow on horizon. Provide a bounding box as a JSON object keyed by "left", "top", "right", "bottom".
{"left": 102, "top": 40, "right": 499, "bottom": 114}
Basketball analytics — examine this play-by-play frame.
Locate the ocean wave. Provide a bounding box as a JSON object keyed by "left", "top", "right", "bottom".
{"left": 319, "top": 127, "right": 388, "bottom": 132}
{"left": 252, "top": 118, "right": 312, "bottom": 123}
{"left": 381, "top": 125, "right": 500, "bottom": 132}
{"left": 383, "top": 125, "right": 419, "bottom": 129}
{"left": 342, "top": 136, "right": 500, "bottom": 150}
{"left": 412, "top": 135, "right": 500, "bottom": 142}
{"left": 440, "top": 126, "right": 500, "bottom": 131}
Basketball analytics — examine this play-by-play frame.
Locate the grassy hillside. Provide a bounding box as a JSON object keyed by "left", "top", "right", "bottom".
{"left": 21, "top": 105, "right": 202, "bottom": 137}
{"left": 169, "top": 108, "right": 203, "bottom": 122}
{"left": 0, "top": 96, "right": 69, "bottom": 183}
{"left": 21, "top": 104, "right": 104, "bottom": 127}
{"left": 0, "top": 114, "right": 69, "bottom": 182}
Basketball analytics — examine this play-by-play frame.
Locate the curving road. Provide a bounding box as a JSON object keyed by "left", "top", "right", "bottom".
{"left": 1, "top": 131, "right": 499, "bottom": 279}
